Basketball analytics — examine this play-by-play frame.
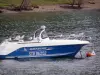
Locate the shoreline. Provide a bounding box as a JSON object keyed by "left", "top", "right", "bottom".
{"left": 1, "top": 7, "right": 100, "bottom": 14}
{"left": 1, "top": 0, "right": 100, "bottom": 13}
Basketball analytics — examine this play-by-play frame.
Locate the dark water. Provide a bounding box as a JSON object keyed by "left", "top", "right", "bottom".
{"left": 0, "top": 11, "right": 100, "bottom": 75}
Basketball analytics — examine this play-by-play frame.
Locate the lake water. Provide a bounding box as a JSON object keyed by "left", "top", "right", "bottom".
{"left": 0, "top": 10, "right": 100, "bottom": 75}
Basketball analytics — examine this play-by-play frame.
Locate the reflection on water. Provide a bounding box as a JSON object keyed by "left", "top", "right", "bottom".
{"left": 0, "top": 10, "right": 100, "bottom": 75}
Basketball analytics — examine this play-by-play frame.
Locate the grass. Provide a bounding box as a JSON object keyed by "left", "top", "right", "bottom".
{"left": 0, "top": 0, "right": 73, "bottom": 7}
{"left": 31, "top": 0, "right": 72, "bottom": 5}
{"left": 0, "top": 0, "right": 21, "bottom": 7}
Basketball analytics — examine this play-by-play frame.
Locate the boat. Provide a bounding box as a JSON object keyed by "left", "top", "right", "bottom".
{"left": 0, "top": 26, "right": 90, "bottom": 59}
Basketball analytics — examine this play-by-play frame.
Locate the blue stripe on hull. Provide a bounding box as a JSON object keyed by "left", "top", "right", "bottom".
{"left": 0, "top": 44, "right": 85, "bottom": 59}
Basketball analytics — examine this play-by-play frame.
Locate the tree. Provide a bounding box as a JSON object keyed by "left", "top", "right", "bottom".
{"left": 70, "top": 0, "right": 83, "bottom": 8}
{"left": 77, "top": 0, "right": 83, "bottom": 8}
{"left": 20, "top": 0, "right": 31, "bottom": 10}
{"left": 71, "top": 0, "right": 75, "bottom": 7}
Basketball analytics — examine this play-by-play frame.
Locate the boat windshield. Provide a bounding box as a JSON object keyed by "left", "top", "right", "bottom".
{"left": 34, "top": 28, "right": 48, "bottom": 39}
{"left": 41, "top": 30, "right": 48, "bottom": 39}
{"left": 8, "top": 26, "right": 48, "bottom": 42}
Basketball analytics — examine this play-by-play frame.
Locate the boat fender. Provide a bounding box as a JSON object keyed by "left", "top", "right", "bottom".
{"left": 86, "top": 50, "right": 96, "bottom": 57}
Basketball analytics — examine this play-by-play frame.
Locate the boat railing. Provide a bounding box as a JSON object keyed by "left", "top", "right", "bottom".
{"left": 49, "top": 33, "right": 91, "bottom": 41}
{"left": 67, "top": 33, "right": 91, "bottom": 41}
